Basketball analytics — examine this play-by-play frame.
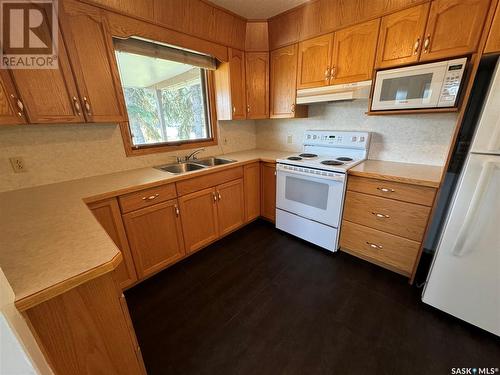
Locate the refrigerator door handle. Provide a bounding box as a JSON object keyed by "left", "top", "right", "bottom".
{"left": 452, "top": 161, "right": 498, "bottom": 257}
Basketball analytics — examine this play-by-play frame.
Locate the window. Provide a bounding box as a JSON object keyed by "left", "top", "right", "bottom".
{"left": 114, "top": 38, "right": 217, "bottom": 151}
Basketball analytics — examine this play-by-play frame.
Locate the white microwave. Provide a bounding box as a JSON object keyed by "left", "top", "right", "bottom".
{"left": 371, "top": 57, "right": 467, "bottom": 111}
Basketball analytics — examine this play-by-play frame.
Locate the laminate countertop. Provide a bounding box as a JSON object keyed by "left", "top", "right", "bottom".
{"left": 0, "top": 149, "right": 289, "bottom": 311}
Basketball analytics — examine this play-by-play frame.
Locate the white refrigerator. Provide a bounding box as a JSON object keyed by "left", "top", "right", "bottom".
{"left": 422, "top": 58, "right": 500, "bottom": 336}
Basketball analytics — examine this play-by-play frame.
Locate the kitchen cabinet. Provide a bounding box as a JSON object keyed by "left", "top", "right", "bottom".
{"left": 375, "top": 3, "right": 430, "bottom": 69}
{"left": 261, "top": 162, "right": 277, "bottom": 222}
{"left": 81, "top": 0, "right": 154, "bottom": 20}
{"left": 244, "top": 162, "right": 261, "bottom": 222}
{"left": 123, "top": 199, "right": 185, "bottom": 278}
{"left": 61, "top": 3, "right": 127, "bottom": 123}
{"left": 214, "top": 48, "right": 247, "bottom": 120}
{"left": 245, "top": 52, "right": 269, "bottom": 119}
{"left": 420, "top": 0, "right": 491, "bottom": 61}
{"left": 0, "top": 71, "right": 26, "bottom": 125}
{"left": 297, "top": 34, "right": 334, "bottom": 89}
{"left": 216, "top": 179, "right": 245, "bottom": 236}
{"left": 88, "top": 198, "right": 138, "bottom": 289}
{"left": 179, "top": 187, "right": 219, "bottom": 253}
{"left": 330, "top": 19, "right": 379, "bottom": 85}
{"left": 270, "top": 45, "right": 307, "bottom": 119}
{"left": 485, "top": 2, "right": 500, "bottom": 54}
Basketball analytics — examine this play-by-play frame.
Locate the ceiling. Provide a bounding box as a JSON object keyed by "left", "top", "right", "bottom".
{"left": 210, "top": 0, "right": 309, "bottom": 19}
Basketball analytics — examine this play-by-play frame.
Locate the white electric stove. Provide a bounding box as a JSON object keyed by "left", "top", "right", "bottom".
{"left": 276, "top": 130, "right": 371, "bottom": 251}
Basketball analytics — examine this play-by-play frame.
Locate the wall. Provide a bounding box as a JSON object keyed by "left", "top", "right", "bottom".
{"left": 0, "top": 121, "right": 256, "bottom": 193}
{"left": 256, "top": 100, "right": 457, "bottom": 166}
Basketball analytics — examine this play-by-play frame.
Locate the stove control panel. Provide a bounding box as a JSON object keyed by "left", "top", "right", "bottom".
{"left": 304, "top": 130, "right": 370, "bottom": 149}
{"left": 277, "top": 164, "right": 346, "bottom": 181}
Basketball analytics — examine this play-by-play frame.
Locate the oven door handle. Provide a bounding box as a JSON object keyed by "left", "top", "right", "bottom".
{"left": 277, "top": 165, "right": 345, "bottom": 182}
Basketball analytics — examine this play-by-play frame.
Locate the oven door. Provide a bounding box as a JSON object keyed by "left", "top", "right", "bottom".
{"left": 371, "top": 62, "right": 447, "bottom": 110}
{"left": 276, "top": 165, "right": 346, "bottom": 228}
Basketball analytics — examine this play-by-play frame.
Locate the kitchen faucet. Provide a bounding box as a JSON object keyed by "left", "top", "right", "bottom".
{"left": 184, "top": 148, "right": 205, "bottom": 161}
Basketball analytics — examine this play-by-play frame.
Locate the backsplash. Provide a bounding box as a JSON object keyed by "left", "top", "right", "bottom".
{"left": 256, "top": 100, "right": 457, "bottom": 166}
{"left": 0, "top": 121, "right": 256, "bottom": 192}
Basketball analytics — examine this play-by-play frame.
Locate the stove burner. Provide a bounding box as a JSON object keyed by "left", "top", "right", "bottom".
{"left": 287, "top": 156, "right": 302, "bottom": 161}
{"left": 336, "top": 157, "right": 353, "bottom": 162}
{"left": 321, "top": 160, "right": 344, "bottom": 166}
{"left": 299, "top": 153, "right": 318, "bottom": 158}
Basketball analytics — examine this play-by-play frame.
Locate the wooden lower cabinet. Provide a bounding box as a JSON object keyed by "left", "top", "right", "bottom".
{"left": 123, "top": 199, "right": 185, "bottom": 278}
{"left": 179, "top": 187, "right": 219, "bottom": 254}
{"left": 261, "top": 162, "right": 277, "bottom": 222}
{"left": 216, "top": 179, "right": 245, "bottom": 236}
{"left": 244, "top": 162, "right": 261, "bottom": 222}
{"left": 88, "top": 198, "right": 137, "bottom": 289}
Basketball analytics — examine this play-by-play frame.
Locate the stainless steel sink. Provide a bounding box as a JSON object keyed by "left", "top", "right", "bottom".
{"left": 194, "top": 157, "right": 236, "bottom": 166}
{"left": 156, "top": 162, "right": 207, "bottom": 174}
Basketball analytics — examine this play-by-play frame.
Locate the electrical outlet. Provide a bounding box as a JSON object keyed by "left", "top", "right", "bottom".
{"left": 9, "top": 157, "right": 27, "bottom": 173}
{"left": 287, "top": 134, "right": 293, "bottom": 144}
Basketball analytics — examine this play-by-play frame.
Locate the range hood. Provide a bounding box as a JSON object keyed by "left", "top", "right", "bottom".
{"left": 296, "top": 80, "right": 372, "bottom": 104}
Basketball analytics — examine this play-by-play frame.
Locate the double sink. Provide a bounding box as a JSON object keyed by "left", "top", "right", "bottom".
{"left": 155, "top": 157, "right": 236, "bottom": 174}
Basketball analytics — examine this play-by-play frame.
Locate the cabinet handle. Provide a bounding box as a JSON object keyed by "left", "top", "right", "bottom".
{"left": 290, "top": 104, "right": 295, "bottom": 113}
{"left": 366, "top": 242, "right": 383, "bottom": 250}
{"left": 10, "top": 94, "right": 24, "bottom": 114}
{"left": 324, "top": 66, "right": 330, "bottom": 81}
{"left": 423, "top": 35, "right": 430, "bottom": 53}
{"left": 217, "top": 192, "right": 222, "bottom": 200}
{"left": 174, "top": 204, "right": 180, "bottom": 217}
{"left": 72, "top": 97, "right": 81, "bottom": 115}
{"left": 330, "top": 67, "right": 336, "bottom": 79}
{"left": 413, "top": 38, "right": 420, "bottom": 55}
{"left": 142, "top": 193, "right": 159, "bottom": 201}
{"left": 232, "top": 106, "right": 236, "bottom": 114}
{"left": 83, "top": 96, "right": 92, "bottom": 115}
{"left": 246, "top": 105, "right": 250, "bottom": 113}
{"left": 212, "top": 192, "right": 217, "bottom": 202}
{"left": 377, "top": 187, "right": 395, "bottom": 193}
{"left": 372, "top": 212, "right": 390, "bottom": 219}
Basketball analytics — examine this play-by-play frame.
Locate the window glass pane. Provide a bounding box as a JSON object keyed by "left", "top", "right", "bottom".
{"left": 285, "top": 176, "right": 329, "bottom": 209}
{"left": 115, "top": 50, "right": 210, "bottom": 147}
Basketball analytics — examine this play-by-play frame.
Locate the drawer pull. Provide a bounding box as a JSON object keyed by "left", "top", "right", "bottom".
{"left": 372, "top": 212, "right": 390, "bottom": 219}
{"left": 217, "top": 192, "right": 222, "bottom": 200}
{"left": 366, "top": 242, "right": 383, "bottom": 250}
{"left": 142, "top": 193, "right": 159, "bottom": 201}
{"left": 213, "top": 192, "right": 217, "bottom": 202}
{"left": 377, "top": 187, "right": 395, "bottom": 193}
{"left": 174, "top": 204, "right": 180, "bottom": 217}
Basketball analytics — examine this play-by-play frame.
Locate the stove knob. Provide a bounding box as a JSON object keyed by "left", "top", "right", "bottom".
{"left": 351, "top": 136, "right": 357, "bottom": 142}
{"left": 313, "top": 135, "right": 317, "bottom": 140}
{"left": 359, "top": 136, "right": 365, "bottom": 142}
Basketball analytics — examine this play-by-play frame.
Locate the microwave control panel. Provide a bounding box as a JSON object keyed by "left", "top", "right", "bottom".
{"left": 438, "top": 58, "right": 467, "bottom": 107}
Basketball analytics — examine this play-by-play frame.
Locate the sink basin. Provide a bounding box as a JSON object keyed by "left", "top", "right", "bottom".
{"left": 194, "top": 157, "right": 236, "bottom": 167}
{"left": 156, "top": 162, "right": 207, "bottom": 174}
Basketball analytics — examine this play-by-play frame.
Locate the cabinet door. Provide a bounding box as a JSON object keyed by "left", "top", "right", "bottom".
{"left": 244, "top": 162, "right": 261, "bottom": 222}
{"left": 330, "top": 19, "right": 380, "bottom": 85}
{"left": 179, "top": 187, "right": 219, "bottom": 254}
{"left": 375, "top": 3, "right": 430, "bottom": 69}
{"left": 216, "top": 179, "right": 245, "bottom": 236}
{"left": 485, "top": 3, "right": 500, "bottom": 54}
{"left": 297, "top": 33, "right": 333, "bottom": 89}
{"left": 421, "top": 0, "right": 490, "bottom": 61}
{"left": 123, "top": 199, "right": 185, "bottom": 278}
{"left": 0, "top": 71, "right": 26, "bottom": 125}
{"left": 245, "top": 52, "right": 269, "bottom": 119}
{"left": 61, "top": 4, "right": 127, "bottom": 123}
{"left": 261, "top": 162, "right": 277, "bottom": 222}
{"left": 229, "top": 48, "right": 247, "bottom": 120}
{"left": 88, "top": 198, "right": 137, "bottom": 289}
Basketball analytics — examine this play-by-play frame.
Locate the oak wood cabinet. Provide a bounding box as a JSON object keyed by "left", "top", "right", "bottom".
{"left": 123, "top": 199, "right": 185, "bottom": 278}
{"left": 297, "top": 34, "right": 334, "bottom": 89}
{"left": 60, "top": 3, "right": 127, "bottom": 123}
{"left": 82, "top": 0, "right": 154, "bottom": 20}
{"left": 270, "top": 44, "right": 307, "bottom": 119}
{"left": 245, "top": 52, "right": 269, "bottom": 119}
{"left": 375, "top": 3, "right": 431, "bottom": 68}
{"left": 88, "top": 198, "right": 138, "bottom": 289}
{"left": 0, "top": 71, "right": 26, "bottom": 125}
{"left": 420, "top": 0, "right": 491, "bottom": 61}
{"left": 216, "top": 179, "right": 245, "bottom": 236}
{"left": 485, "top": 1, "right": 500, "bottom": 53}
{"left": 261, "top": 162, "right": 277, "bottom": 222}
{"left": 244, "top": 162, "right": 261, "bottom": 222}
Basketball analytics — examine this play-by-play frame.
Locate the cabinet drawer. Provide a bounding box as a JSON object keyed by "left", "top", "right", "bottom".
{"left": 343, "top": 191, "right": 430, "bottom": 242}
{"left": 340, "top": 220, "right": 420, "bottom": 275}
{"left": 176, "top": 166, "right": 243, "bottom": 196}
{"left": 119, "top": 183, "right": 177, "bottom": 213}
{"left": 347, "top": 176, "right": 436, "bottom": 206}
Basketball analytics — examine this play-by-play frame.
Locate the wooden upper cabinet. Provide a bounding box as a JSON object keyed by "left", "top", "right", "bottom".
{"left": 61, "top": 4, "right": 127, "bottom": 123}
{"left": 216, "top": 179, "right": 245, "bottom": 236}
{"left": 123, "top": 199, "right": 185, "bottom": 279}
{"left": 245, "top": 52, "right": 269, "bottom": 119}
{"left": 420, "top": 0, "right": 491, "bottom": 61}
{"left": 88, "top": 198, "right": 137, "bottom": 289}
{"left": 331, "top": 19, "right": 380, "bottom": 85}
{"left": 297, "top": 34, "right": 334, "bottom": 89}
{"left": 81, "top": 0, "right": 154, "bottom": 20}
{"left": 0, "top": 71, "right": 26, "bottom": 125}
{"left": 375, "top": 3, "right": 430, "bottom": 69}
{"left": 261, "top": 162, "right": 277, "bottom": 223}
{"left": 485, "top": 2, "right": 500, "bottom": 54}
{"left": 244, "top": 163, "right": 261, "bottom": 222}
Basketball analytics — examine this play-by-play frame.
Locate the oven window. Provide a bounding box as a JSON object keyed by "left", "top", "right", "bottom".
{"left": 285, "top": 176, "right": 329, "bottom": 209}
{"left": 380, "top": 73, "right": 433, "bottom": 101}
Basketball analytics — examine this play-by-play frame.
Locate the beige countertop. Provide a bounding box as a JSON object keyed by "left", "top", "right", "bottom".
{"left": 0, "top": 149, "right": 289, "bottom": 311}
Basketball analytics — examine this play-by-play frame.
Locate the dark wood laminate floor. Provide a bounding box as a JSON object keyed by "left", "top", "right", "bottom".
{"left": 126, "top": 220, "right": 500, "bottom": 375}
